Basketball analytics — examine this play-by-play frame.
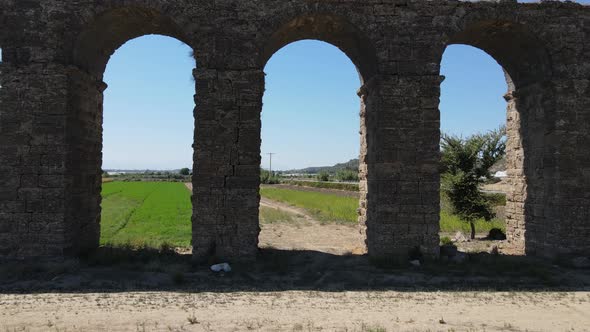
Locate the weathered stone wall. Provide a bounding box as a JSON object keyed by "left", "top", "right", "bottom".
{"left": 0, "top": 0, "right": 588, "bottom": 261}
{"left": 0, "top": 1, "right": 73, "bottom": 257}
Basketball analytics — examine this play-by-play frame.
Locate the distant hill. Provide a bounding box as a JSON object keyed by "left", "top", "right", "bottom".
{"left": 282, "top": 159, "right": 359, "bottom": 174}
{"left": 281, "top": 155, "right": 506, "bottom": 176}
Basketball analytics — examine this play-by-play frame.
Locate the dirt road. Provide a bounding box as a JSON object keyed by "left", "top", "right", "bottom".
{"left": 259, "top": 197, "right": 366, "bottom": 255}
{"left": 1, "top": 185, "right": 588, "bottom": 331}
{"left": 259, "top": 196, "right": 313, "bottom": 219}
{"left": 2, "top": 291, "right": 589, "bottom": 331}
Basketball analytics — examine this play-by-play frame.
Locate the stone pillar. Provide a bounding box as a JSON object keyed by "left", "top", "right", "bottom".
{"left": 504, "top": 89, "right": 527, "bottom": 254}
{"left": 532, "top": 77, "right": 590, "bottom": 257}
{"left": 64, "top": 67, "right": 105, "bottom": 254}
{"left": 0, "top": 60, "right": 72, "bottom": 258}
{"left": 552, "top": 77, "right": 590, "bottom": 257}
{"left": 363, "top": 74, "right": 441, "bottom": 261}
{"left": 504, "top": 80, "right": 564, "bottom": 257}
{"left": 357, "top": 81, "right": 371, "bottom": 244}
{"left": 191, "top": 68, "right": 263, "bottom": 261}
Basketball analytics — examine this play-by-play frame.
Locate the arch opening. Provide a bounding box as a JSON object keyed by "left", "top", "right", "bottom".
{"left": 262, "top": 14, "right": 378, "bottom": 84}
{"left": 100, "top": 35, "right": 195, "bottom": 249}
{"left": 440, "top": 20, "right": 553, "bottom": 256}
{"left": 259, "top": 39, "right": 367, "bottom": 256}
{"left": 67, "top": 8, "right": 197, "bottom": 255}
{"left": 439, "top": 45, "right": 510, "bottom": 250}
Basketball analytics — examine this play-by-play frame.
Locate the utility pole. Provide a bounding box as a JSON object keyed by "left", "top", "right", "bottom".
{"left": 266, "top": 153, "right": 276, "bottom": 175}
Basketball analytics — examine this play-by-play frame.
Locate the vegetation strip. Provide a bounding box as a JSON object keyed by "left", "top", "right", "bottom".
{"left": 260, "top": 186, "right": 505, "bottom": 233}
{"left": 281, "top": 180, "right": 360, "bottom": 192}
{"left": 101, "top": 182, "right": 192, "bottom": 248}
{"left": 260, "top": 187, "right": 359, "bottom": 224}
{"left": 99, "top": 182, "right": 505, "bottom": 250}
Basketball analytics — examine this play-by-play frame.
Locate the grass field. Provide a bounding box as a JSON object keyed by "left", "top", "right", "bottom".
{"left": 260, "top": 187, "right": 505, "bottom": 233}
{"left": 440, "top": 211, "right": 505, "bottom": 234}
{"left": 100, "top": 182, "right": 504, "bottom": 249}
{"left": 260, "top": 187, "right": 358, "bottom": 224}
{"left": 101, "top": 182, "right": 192, "bottom": 247}
{"left": 259, "top": 206, "right": 296, "bottom": 224}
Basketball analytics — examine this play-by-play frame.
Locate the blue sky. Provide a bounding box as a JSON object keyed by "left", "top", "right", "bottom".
{"left": 101, "top": 0, "right": 589, "bottom": 170}
{"left": 102, "top": 38, "right": 507, "bottom": 171}
{"left": 102, "top": 37, "right": 195, "bottom": 170}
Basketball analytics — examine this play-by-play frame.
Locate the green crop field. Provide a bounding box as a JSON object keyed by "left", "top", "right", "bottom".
{"left": 100, "top": 182, "right": 504, "bottom": 249}
{"left": 101, "top": 182, "right": 192, "bottom": 248}
{"left": 260, "top": 187, "right": 505, "bottom": 233}
{"left": 260, "top": 187, "right": 359, "bottom": 224}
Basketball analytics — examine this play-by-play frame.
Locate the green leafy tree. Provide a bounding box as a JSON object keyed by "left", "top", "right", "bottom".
{"left": 335, "top": 169, "right": 359, "bottom": 182}
{"left": 179, "top": 168, "right": 190, "bottom": 176}
{"left": 316, "top": 171, "right": 330, "bottom": 182}
{"left": 441, "top": 126, "right": 506, "bottom": 239}
{"left": 261, "top": 169, "right": 280, "bottom": 184}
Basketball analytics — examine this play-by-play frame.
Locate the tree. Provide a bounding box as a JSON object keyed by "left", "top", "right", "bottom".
{"left": 316, "top": 171, "right": 330, "bottom": 182}
{"left": 335, "top": 169, "right": 359, "bottom": 182}
{"left": 441, "top": 126, "right": 506, "bottom": 239}
{"left": 179, "top": 168, "right": 190, "bottom": 176}
{"left": 260, "top": 169, "right": 280, "bottom": 184}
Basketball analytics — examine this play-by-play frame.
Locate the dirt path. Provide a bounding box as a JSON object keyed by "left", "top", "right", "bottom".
{"left": 185, "top": 183, "right": 365, "bottom": 255}
{"left": 2, "top": 291, "right": 589, "bottom": 331}
{"left": 260, "top": 197, "right": 313, "bottom": 220}
{"left": 259, "top": 220, "right": 366, "bottom": 255}
{"left": 259, "top": 197, "right": 366, "bottom": 255}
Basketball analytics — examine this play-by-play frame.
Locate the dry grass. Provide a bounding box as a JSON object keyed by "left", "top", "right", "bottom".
{"left": 259, "top": 206, "right": 297, "bottom": 224}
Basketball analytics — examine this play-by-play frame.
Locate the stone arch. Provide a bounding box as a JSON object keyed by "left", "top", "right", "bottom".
{"left": 73, "top": 6, "right": 193, "bottom": 79}
{"left": 259, "top": 14, "right": 379, "bottom": 255}
{"left": 446, "top": 20, "right": 552, "bottom": 88}
{"left": 66, "top": 6, "right": 197, "bottom": 255}
{"left": 441, "top": 19, "right": 553, "bottom": 256}
{"left": 261, "top": 13, "right": 379, "bottom": 83}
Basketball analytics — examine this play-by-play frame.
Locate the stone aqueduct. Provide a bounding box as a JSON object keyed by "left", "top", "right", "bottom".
{"left": 0, "top": 0, "right": 589, "bottom": 262}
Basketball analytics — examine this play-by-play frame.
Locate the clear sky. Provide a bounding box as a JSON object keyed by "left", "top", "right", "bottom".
{"left": 101, "top": 0, "right": 589, "bottom": 170}
{"left": 102, "top": 37, "right": 195, "bottom": 170}
{"left": 101, "top": 38, "right": 508, "bottom": 171}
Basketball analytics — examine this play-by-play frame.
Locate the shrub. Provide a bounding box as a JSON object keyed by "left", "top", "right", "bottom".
{"left": 440, "top": 236, "right": 453, "bottom": 246}
{"left": 485, "top": 192, "right": 507, "bottom": 206}
{"left": 260, "top": 169, "right": 280, "bottom": 184}
{"left": 316, "top": 171, "right": 330, "bottom": 182}
{"left": 335, "top": 169, "right": 359, "bottom": 182}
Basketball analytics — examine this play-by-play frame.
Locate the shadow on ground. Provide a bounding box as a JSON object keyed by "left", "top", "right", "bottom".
{"left": 0, "top": 246, "right": 588, "bottom": 294}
